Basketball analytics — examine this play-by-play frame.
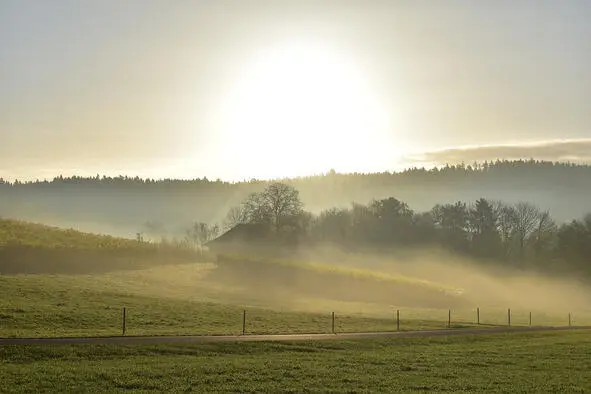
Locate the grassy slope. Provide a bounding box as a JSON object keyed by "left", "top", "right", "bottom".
{"left": 213, "top": 254, "right": 468, "bottom": 309}
{"left": 0, "top": 270, "right": 470, "bottom": 338}
{"left": 1, "top": 263, "right": 584, "bottom": 339}
{"left": 2, "top": 330, "right": 591, "bottom": 392}
{"left": 216, "top": 253, "right": 460, "bottom": 292}
{"left": 0, "top": 219, "right": 200, "bottom": 274}
{"left": 0, "top": 218, "right": 159, "bottom": 249}
{"left": 1, "top": 219, "right": 585, "bottom": 338}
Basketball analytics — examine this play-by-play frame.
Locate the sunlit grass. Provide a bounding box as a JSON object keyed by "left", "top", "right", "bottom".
{"left": 217, "top": 253, "right": 461, "bottom": 292}
{"left": 0, "top": 218, "right": 141, "bottom": 249}
{"left": 2, "top": 331, "right": 591, "bottom": 392}
{"left": 0, "top": 219, "right": 201, "bottom": 275}
{"left": 1, "top": 263, "right": 587, "bottom": 339}
{"left": 0, "top": 272, "right": 454, "bottom": 338}
{"left": 0, "top": 219, "right": 586, "bottom": 340}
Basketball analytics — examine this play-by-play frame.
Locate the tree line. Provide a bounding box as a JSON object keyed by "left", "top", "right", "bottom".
{"left": 3, "top": 160, "right": 591, "bottom": 232}
{"left": 2, "top": 159, "right": 590, "bottom": 189}
{"left": 217, "top": 182, "right": 591, "bottom": 276}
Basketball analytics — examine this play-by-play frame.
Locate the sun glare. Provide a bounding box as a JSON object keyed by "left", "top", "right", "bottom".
{"left": 212, "top": 40, "right": 406, "bottom": 179}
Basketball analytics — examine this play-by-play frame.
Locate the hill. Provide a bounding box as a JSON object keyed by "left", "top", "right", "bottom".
{"left": 212, "top": 254, "right": 467, "bottom": 309}
{"left": 0, "top": 217, "right": 472, "bottom": 311}
{"left": 0, "top": 218, "right": 200, "bottom": 274}
{"left": 1, "top": 218, "right": 588, "bottom": 340}
{"left": 1, "top": 160, "right": 591, "bottom": 238}
{"left": 0, "top": 217, "right": 467, "bottom": 309}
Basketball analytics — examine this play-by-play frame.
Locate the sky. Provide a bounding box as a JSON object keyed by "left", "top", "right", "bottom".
{"left": 2, "top": 0, "right": 591, "bottom": 181}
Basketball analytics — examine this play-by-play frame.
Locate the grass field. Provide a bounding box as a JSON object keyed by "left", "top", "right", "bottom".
{"left": 212, "top": 254, "right": 468, "bottom": 309}
{"left": 1, "top": 219, "right": 589, "bottom": 341}
{"left": 0, "top": 218, "right": 201, "bottom": 274}
{"left": 1, "top": 330, "right": 590, "bottom": 392}
{"left": 0, "top": 270, "right": 475, "bottom": 338}
{"left": 2, "top": 262, "right": 585, "bottom": 339}
{"left": 2, "top": 220, "right": 591, "bottom": 392}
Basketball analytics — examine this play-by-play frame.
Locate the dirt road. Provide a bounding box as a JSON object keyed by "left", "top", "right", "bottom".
{"left": 1, "top": 325, "right": 589, "bottom": 345}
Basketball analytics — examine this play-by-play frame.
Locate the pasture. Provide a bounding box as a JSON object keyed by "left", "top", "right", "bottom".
{"left": 2, "top": 330, "right": 591, "bottom": 392}
{"left": 1, "top": 262, "right": 585, "bottom": 339}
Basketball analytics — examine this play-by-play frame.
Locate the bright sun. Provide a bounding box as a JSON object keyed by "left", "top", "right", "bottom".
{"left": 212, "top": 40, "right": 404, "bottom": 179}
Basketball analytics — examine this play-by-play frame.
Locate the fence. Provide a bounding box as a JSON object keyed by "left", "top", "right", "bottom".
{"left": 1, "top": 304, "right": 584, "bottom": 339}
{"left": 116, "top": 306, "right": 579, "bottom": 336}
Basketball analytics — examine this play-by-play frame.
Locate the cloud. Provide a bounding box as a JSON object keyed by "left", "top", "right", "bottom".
{"left": 404, "top": 139, "right": 591, "bottom": 167}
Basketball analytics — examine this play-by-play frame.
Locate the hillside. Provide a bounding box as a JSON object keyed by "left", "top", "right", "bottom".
{"left": 1, "top": 218, "right": 588, "bottom": 339}
{"left": 0, "top": 218, "right": 468, "bottom": 311}
{"left": 1, "top": 160, "right": 591, "bottom": 238}
{"left": 213, "top": 254, "right": 467, "bottom": 309}
{"left": 0, "top": 219, "right": 200, "bottom": 274}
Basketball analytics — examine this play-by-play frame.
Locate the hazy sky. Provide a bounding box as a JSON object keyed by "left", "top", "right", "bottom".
{"left": 2, "top": 0, "right": 591, "bottom": 181}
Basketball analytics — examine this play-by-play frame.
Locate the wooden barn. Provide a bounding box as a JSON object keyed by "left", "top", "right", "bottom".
{"left": 205, "top": 222, "right": 302, "bottom": 258}
{"left": 204, "top": 223, "right": 272, "bottom": 256}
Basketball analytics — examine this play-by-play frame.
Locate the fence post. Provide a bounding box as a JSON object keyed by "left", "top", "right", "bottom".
{"left": 569, "top": 313, "right": 572, "bottom": 327}
{"left": 477, "top": 307, "right": 480, "bottom": 325}
{"left": 122, "top": 307, "right": 126, "bottom": 336}
{"left": 396, "top": 310, "right": 400, "bottom": 331}
{"left": 529, "top": 312, "right": 532, "bottom": 326}
{"left": 332, "top": 312, "right": 335, "bottom": 334}
{"left": 448, "top": 309, "right": 451, "bottom": 328}
{"left": 508, "top": 308, "right": 511, "bottom": 327}
{"left": 242, "top": 310, "right": 246, "bottom": 335}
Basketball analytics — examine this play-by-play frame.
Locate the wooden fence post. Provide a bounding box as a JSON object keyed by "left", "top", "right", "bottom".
{"left": 569, "top": 313, "right": 572, "bottom": 327}
{"left": 332, "top": 312, "right": 335, "bottom": 334}
{"left": 122, "top": 307, "right": 126, "bottom": 336}
{"left": 477, "top": 307, "right": 480, "bottom": 325}
{"left": 448, "top": 309, "right": 451, "bottom": 328}
{"left": 242, "top": 310, "right": 246, "bottom": 335}
{"left": 396, "top": 310, "right": 400, "bottom": 331}
{"left": 508, "top": 308, "right": 511, "bottom": 327}
{"left": 529, "top": 312, "right": 532, "bottom": 326}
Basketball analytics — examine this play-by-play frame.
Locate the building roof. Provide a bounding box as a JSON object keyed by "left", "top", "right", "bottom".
{"left": 205, "top": 223, "right": 271, "bottom": 249}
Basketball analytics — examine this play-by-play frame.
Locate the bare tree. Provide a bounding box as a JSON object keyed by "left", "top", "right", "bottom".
{"left": 185, "top": 222, "right": 220, "bottom": 249}
{"left": 243, "top": 192, "right": 273, "bottom": 225}
{"left": 238, "top": 182, "right": 304, "bottom": 232}
{"left": 223, "top": 205, "right": 249, "bottom": 230}
{"left": 530, "top": 210, "right": 557, "bottom": 260}
{"left": 513, "top": 202, "right": 543, "bottom": 261}
{"left": 262, "top": 182, "right": 304, "bottom": 231}
{"left": 491, "top": 200, "right": 517, "bottom": 259}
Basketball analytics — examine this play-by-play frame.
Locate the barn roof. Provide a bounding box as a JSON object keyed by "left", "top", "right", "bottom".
{"left": 205, "top": 223, "right": 271, "bottom": 249}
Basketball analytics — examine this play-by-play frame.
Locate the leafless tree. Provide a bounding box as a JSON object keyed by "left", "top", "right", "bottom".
{"left": 512, "top": 202, "right": 543, "bottom": 260}
{"left": 223, "top": 205, "right": 249, "bottom": 231}
{"left": 530, "top": 210, "right": 557, "bottom": 259}
{"left": 262, "top": 182, "right": 304, "bottom": 231}
{"left": 238, "top": 182, "right": 303, "bottom": 232}
{"left": 491, "top": 200, "right": 517, "bottom": 259}
{"left": 185, "top": 222, "right": 220, "bottom": 249}
{"left": 243, "top": 192, "right": 273, "bottom": 225}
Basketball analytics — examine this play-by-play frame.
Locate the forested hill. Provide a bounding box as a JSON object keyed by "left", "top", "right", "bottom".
{"left": 1, "top": 160, "right": 589, "bottom": 237}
